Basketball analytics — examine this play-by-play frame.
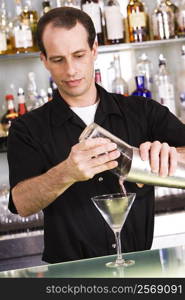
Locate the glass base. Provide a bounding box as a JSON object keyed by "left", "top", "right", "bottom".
{"left": 106, "top": 259, "right": 135, "bottom": 268}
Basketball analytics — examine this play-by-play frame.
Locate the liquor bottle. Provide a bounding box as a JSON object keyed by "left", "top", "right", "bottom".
{"left": 81, "top": 0, "right": 104, "bottom": 45}
{"left": 107, "top": 60, "right": 115, "bottom": 92}
{"left": 42, "top": 0, "right": 52, "bottom": 14}
{"left": 56, "top": 0, "right": 63, "bottom": 6}
{"left": 20, "top": 0, "right": 39, "bottom": 52}
{"left": 111, "top": 54, "right": 129, "bottom": 96}
{"left": 104, "top": 0, "right": 124, "bottom": 44}
{"left": 1, "top": 94, "right": 18, "bottom": 134}
{"left": 0, "top": 15, "right": 7, "bottom": 55}
{"left": 131, "top": 75, "right": 152, "bottom": 99}
{"left": 12, "top": 0, "right": 34, "bottom": 53}
{"left": 177, "top": 45, "right": 185, "bottom": 121}
{"left": 136, "top": 53, "right": 154, "bottom": 93}
{"left": 127, "top": 0, "right": 149, "bottom": 43}
{"left": 27, "top": 71, "right": 39, "bottom": 111}
{"left": 152, "top": 0, "right": 175, "bottom": 40}
{"left": 176, "top": 0, "right": 185, "bottom": 37}
{"left": 17, "top": 87, "right": 27, "bottom": 116}
{"left": 62, "top": 0, "right": 81, "bottom": 9}
{"left": 49, "top": 76, "right": 58, "bottom": 92}
{"left": 155, "top": 54, "right": 177, "bottom": 115}
{"left": 39, "top": 89, "right": 48, "bottom": 104}
{"left": 165, "top": 0, "right": 179, "bottom": 36}
{"left": 47, "top": 87, "right": 53, "bottom": 101}
{"left": 95, "top": 68, "right": 102, "bottom": 85}
{"left": 0, "top": 1, "right": 14, "bottom": 55}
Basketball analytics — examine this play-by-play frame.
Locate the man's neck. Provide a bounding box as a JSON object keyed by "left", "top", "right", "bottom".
{"left": 58, "top": 83, "right": 98, "bottom": 107}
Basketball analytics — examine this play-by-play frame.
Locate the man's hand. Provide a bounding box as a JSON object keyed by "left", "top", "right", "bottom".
{"left": 139, "top": 141, "right": 177, "bottom": 177}
{"left": 64, "top": 138, "right": 121, "bottom": 183}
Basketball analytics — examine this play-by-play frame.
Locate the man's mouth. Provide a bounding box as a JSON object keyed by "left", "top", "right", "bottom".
{"left": 65, "top": 79, "right": 82, "bottom": 87}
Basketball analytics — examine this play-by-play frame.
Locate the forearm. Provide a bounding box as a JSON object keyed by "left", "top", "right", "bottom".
{"left": 12, "top": 160, "right": 75, "bottom": 217}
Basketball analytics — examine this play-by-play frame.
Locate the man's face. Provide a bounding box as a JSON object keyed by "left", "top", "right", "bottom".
{"left": 41, "top": 22, "right": 97, "bottom": 101}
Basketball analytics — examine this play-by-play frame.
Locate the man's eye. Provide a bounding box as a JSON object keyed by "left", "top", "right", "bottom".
{"left": 52, "top": 58, "right": 63, "bottom": 63}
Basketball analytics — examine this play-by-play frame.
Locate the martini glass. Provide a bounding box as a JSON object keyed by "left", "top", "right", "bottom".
{"left": 91, "top": 192, "right": 136, "bottom": 268}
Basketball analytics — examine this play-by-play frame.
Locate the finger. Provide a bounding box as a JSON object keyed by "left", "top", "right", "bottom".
{"left": 159, "top": 143, "right": 170, "bottom": 177}
{"left": 139, "top": 142, "right": 151, "bottom": 161}
{"left": 136, "top": 183, "right": 144, "bottom": 188}
{"left": 92, "top": 160, "right": 118, "bottom": 175}
{"left": 89, "top": 149, "right": 120, "bottom": 167}
{"left": 149, "top": 141, "right": 161, "bottom": 174}
{"left": 78, "top": 138, "right": 111, "bottom": 150}
{"left": 86, "top": 142, "right": 118, "bottom": 159}
{"left": 169, "top": 147, "right": 177, "bottom": 176}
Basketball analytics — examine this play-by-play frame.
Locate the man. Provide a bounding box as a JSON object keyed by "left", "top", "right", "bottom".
{"left": 8, "top": 7, "right": 185, "bottom": 264}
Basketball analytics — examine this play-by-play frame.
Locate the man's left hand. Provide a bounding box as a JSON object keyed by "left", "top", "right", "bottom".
{"left": 139, "top": 141, "right": 177, "bottom": 177}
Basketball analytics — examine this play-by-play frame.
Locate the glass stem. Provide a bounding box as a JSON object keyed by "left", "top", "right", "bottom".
{"left": 114, "top": 231, "right": 124, "bottom": 263}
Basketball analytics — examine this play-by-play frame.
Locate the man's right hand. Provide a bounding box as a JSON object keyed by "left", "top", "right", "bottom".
{"left": 64, "top": 138, "right": 121, "bottom": 183}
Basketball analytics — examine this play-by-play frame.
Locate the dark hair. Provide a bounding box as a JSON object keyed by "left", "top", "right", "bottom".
{"left": 36, "top": 7, "right": 96, "bottom": 56}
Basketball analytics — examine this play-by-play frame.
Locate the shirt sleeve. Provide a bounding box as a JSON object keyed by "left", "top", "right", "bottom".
{"left": 7, "top": 118, "right": 45, "bottom": 213}
{"left": 145, "top": 99, "right": 185, "bottom": 146}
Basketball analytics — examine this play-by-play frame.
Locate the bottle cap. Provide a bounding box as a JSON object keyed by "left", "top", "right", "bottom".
{"left": 5, "top": 94, "right": 14, "bottom": 100}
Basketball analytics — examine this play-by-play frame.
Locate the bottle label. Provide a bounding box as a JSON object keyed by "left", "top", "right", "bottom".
{"left": 158, "top": 83, "right": 176, "bottom": 115}
{"left": 0, "top": 32, "right": 7, "bottom": 51}
{"left": 177, "top": 11, "right": 185, "bottom": 31}
{"left": 105, "top": 6, "right": 123, "bottom": 40}
{"left": 82, "top": 3, "right": 102, "bottom": 34}
{"left": 18, "top": 95, "right": 25, "bottom": 104}
{"left": 152, "top": 13, "right": 175, "bottom": 39}
{"left": 14, "top": 27, "right": 33, "bottom": 48}
{"left": 129, "top": 11, "right": 146, "bottom": 28}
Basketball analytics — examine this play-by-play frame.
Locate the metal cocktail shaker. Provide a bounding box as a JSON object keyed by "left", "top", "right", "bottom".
{"left": 79, "top": 123, "right": 185, "bottom": 189}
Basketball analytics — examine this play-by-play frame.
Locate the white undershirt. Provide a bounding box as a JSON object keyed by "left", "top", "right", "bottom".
{"left": 70, "top": 101, "right": 99, "bottom": 126}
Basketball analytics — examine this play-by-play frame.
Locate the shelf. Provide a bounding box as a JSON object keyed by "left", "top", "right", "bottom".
{"left": 98, "top": 37, "right": 185, "bottom": 54}
{"left": 1, "top": 38, "right": 185, "bottom": 60}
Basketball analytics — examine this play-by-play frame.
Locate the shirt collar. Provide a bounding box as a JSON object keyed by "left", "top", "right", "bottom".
{"left": 51, "top": 84, "right": 122, "bottom": 127}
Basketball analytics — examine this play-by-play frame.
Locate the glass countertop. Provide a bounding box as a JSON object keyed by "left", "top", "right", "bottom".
{"left": 0, "top": 245, "right": 185, "bottom": 278}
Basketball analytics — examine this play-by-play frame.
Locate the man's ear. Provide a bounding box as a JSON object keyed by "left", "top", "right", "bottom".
{"left": 40, "top": 52, "right": 49, "bottom": 70}
{"left": 92, "top": 40, "right": 98, "bottom": 61}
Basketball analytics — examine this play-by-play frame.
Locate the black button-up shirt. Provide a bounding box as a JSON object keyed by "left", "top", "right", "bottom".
{"left": 8, "top": 85, "right": 185, "bottom": 263}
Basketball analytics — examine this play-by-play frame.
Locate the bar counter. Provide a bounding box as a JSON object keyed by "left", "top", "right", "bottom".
{"left": 0, "top": 244, "right": 185, "bottom": 278}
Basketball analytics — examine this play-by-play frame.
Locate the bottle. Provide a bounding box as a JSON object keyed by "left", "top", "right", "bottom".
{"left": 56, "top": 0, "right": 63, "bottom": 6}
{"left": 95, "top": 68, "right": 102, "bottom": 85}
{"left": 177, "top": 45, "right": 185, "bottom": 122}
{"left": 12, "top": 0, "right": 34, "bottom": 53}
{"left": 0, "top": 0, "right": 7, "bottom": 55}
{"left": 27, "top": 71, "right": 39, "bottom": 111}
{"left": 127, "top": 0, "right": 149, "bottom": 43}
{"left": 136, "top": 53, "right": 154, "bottom": 93}
{"left": 79, "top": 122, "right": 185, "bottom": 189}
{"left": 49, "top": 76, "right": 58, "bottom": 93}
{"left": 17, "top": 87, "right": 27, "bottom": 116}
{"left": 1, "top": 94, "right": 18, "bottom": 134}
{"left": 176, "top": 0, "right": 185, "bottom": 37}
{"left": 0, "top": 14, "right": 7, "bottom": 55}
{"left": 47, "top": 87, "right": 53, "bottom": 101}
{"left": 155, "top": 54, "right": 177, "bottom": 115}
{"left": 152, "top": 0, "right": 175, "bottom": 40}
{"left": 107, "top": 60, "right": 115, "bottom": 92}
{"left": 131, "top": 75, "right": 152, "bottom": 99}
{"left": 111, "top": 54, "right": 129, "bottom": 96}
{"left": 81, "top": 0, "right": 104, "bottom": 45}
{"left": 0, "top": 0, "right": 14, "bottom": 55}
{"left": 62, "top": 0, "right": 81, "bottom": 9}
{"left": 42, "top": 0, "right": 52, "bottom": 14}
{"left": 20, "top": 0, "right": 39, "bottom": 52}
{"left": 104, "top": 0, "right": 124, "bottom": 45}
{"left": 165, "top": 0, "right": 179, "bottom": 37}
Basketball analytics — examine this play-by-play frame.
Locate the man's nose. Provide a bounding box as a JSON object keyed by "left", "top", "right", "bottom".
{"left": 65, "top": 60, "right": 76, "bottom": 77}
